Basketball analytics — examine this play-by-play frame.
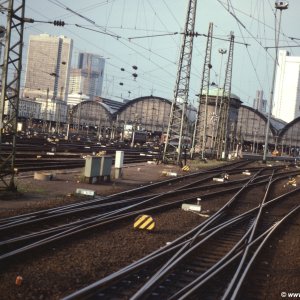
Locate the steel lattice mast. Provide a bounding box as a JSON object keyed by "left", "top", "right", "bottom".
{"left": 191, "top": 22, "right": 213, "bottom": 159}
{"left": 0, "top": 0, "right": 25, "bottom": 190}
{"left": 162, "top": 0, "right": 197, "bottom": 165}
{"left": 215, "top": 32, "right": 235, "bottom": 159}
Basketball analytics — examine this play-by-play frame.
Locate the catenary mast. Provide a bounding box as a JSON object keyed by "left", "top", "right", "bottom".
{"left": 0, "top": 0, "right": 26, "bottom": 190}
{"left": 214, "top": 32, "right": 235, "bottom": 159}
{"left": 162, "top": 0, "right": 197, "bottom": 165}
{"left": 191, "top": 22, "right": 213, "bottom": 159}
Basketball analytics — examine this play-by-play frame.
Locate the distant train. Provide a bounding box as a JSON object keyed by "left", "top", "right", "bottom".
{"left": 123, "top": 126, "right": 147, "bottom": 143}
{"left": 131, "top": 130, "right": 148, "bottom": 143}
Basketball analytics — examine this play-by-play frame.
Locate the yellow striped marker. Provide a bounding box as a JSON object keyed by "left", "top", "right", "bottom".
{"left": 182, "top": 165, "right": 190, "bottom": 172}
{"left": 134, "top": 215, "right": 155, "bottom": 231}
{"left": 288, "top": 177, "right": 296, "bottom": 186}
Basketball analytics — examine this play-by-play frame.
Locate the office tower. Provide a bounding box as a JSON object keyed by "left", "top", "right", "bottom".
{"left": 68, "top": 52, "right": 105, "bottom": 99}
{"left": 272, "top": 50, "right": 300, "bottom": 122}
{"left": 253, "top": 90, "right": 267, "bottom": 114}
{"left": 23, "top": 34, "right": 73, "bottom": 102}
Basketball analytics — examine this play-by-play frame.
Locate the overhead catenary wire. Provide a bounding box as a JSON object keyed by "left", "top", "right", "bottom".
{"left": 24, "top": 1, "right": 247, "bottom": 102}
{"left": 75, "top": 24, "right": 120, "bottom": 39}
{"left": 21, "top": 0, "right": 185, "bottom": 100}
{"left": 128, "top": 31, "right": 250, "bottom": 46}
{"left": 44, "top": 0, "right": 188, "bottom": 94}
{"left": 47, "top": 0, "right": 120, "bottom": 39}
{"left": 217, "top": 0, "right": 272, "bottom": 91}
{"left": 219, "top": 0, "right": 299, "bottom": 53}
{"left": 8, "top": 0, "right": 297, "bottom": 104}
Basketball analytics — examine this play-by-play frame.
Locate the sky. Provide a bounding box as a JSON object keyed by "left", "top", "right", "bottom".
{"left": 2, "top": 0, "right": 300, "bottom": 107}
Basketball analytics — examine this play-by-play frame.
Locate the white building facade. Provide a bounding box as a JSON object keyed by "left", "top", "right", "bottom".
{"left": 272, "top": 50, "right": 300, "bottom": 123}
{"left": 23, "top": 34, "right": 73, "bottom": 102}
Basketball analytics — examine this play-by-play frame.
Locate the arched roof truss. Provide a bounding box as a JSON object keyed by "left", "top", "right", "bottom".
{"left": 278, "top": 117, "right": 300, "bottom": 147}
{"left": 115, "top": 96, "right": 173, "bottom": 133}
{"left": 72, "top": 101, "right": 112, "bottom": 127}
{"left": 237, "top": 106, "right": 277, "bottom": 144}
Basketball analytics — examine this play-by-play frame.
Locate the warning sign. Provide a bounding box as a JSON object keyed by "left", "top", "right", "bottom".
{"left": 133, "top": 215, "right": 155, "bottom": 231}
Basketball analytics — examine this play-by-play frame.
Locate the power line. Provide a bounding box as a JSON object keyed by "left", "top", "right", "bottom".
{"left": 21, "top": 1, "right": 182, "bottom": 100}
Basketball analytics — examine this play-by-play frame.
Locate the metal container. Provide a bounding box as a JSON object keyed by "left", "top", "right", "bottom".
{"left": 84, "top": 156, "right": 101, "bottom": 177}
{"left": 99, "top": 155, "right": 112, "bottom": 176}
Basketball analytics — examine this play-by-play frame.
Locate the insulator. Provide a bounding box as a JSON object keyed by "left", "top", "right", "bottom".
{"left": 54, "top": 20, "right": 65, "bottom": 27}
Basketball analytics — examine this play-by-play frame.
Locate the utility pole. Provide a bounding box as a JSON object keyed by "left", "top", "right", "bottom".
{"left": 215, "top": 32, "right": 235, "bottom": 160}
{"left": 66, "top": 106, "right": 73, "bottom": 140}
{"left": 263, "top": 1, "right": 288, "bottom": 163}
{"left": 162, "top": 0, "right": 197, "bottom": 165}
{"left": 211, "top": 48, "right": 227, "bottom": 150}
{"left": 43, "top": 88, "right": 49, "bottom": 132}
{"left": 0, "top": 0, "right": 26, "bottom": 191}
{"left": 191, "top": 22, "right": 213, "bottom": 159}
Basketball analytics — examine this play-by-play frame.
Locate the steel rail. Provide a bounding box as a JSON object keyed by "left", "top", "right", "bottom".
{"left": 62, "top": 176, "right": 300, "bottom": 299}
{"left": 137, "top": 184, "right": 299, "bottom": 299}
{"left": 0, "top": 162, "right": 290, "bottom": 228}
{"left": 0, "top": 161, "right": 258, "bottom": 229}
{"left": 175, "top": 205, "right": 300, "bottom": 300}
{"left": 0, "top": 166, "right": 298, "bottom": 262}
{"left": 0, "top": 177, "right": 270, "bottom": 249}
{"left": 0, "top": 160, "right": 253, "bottom": 227}
{"left": 0, "top": 167, "right": 273, "bottom": 263}
{"left": 1, "top": 168, "right": 298, "bottom": 264}
{"left": 129, "top": 170, "right": 268, "bottom": 299}
{"left": 172, "top": 188, "right": 300, "bottom": 299}
{"left": 62, "top": 171, "right": 263, "bottom": 299}
{"left": 0, "top": 177, "right": 256, "bottom": 260}
{"left": 2, "top": 165, "right": 285, "bottom": 235}
{"left": 2, "top": 193, "right": 231, "bottom": 262}
{"left": 230, "top": 205, "right": 300, "bottom": 300}
{"left": 222, "top": 170, "right": 275, "bottom": 299}
{"left": 62, "top": 214, "right": 255, "bottom": 300}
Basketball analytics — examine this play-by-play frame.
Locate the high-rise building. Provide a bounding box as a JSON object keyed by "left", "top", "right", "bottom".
{"left": 68, "top": 52, "right": 105, "bottom": 100}
{"left": 272, "top": 50, "right": 300, "bottom": 123}
{"left": 23, "top": 34, "right": 73, "bottom": 102}
{"left": 253, "top": 90, "right": 267, "bottom": 114}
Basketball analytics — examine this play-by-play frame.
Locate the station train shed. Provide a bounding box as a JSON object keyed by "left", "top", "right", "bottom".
{"left": 64, "top": 94, "right": 300, "bottom": 154}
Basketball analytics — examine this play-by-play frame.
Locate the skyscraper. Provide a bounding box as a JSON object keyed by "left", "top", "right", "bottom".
{"left": 253, "top": 90, "right": 267, "bottom": 114}
{"left": 23, "top": 34, "right": 73, "bottom": 102}
{"left": 68, "top": 52, "right": 105, "bottom": 99}
{"left": 272, "top": 50, "right": 300, "bottom": 123}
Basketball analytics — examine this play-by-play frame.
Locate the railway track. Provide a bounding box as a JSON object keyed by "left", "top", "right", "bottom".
{"left": 56, "top": 166, "right": 300, "bottom": 300}
{"left": 1, "top": 136, "right": 158, "bottom": 172}
{"left": 12, "top": 154, "right": 153, "bottom": 172}
{"left": 0, "top": 159, "right": 299, "bottom": 299}
{"left": 0, "top": 166, "right": 297, "bottom": 239}
{"left": 1, "top": 161, "right": 253, "bottom": 260}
